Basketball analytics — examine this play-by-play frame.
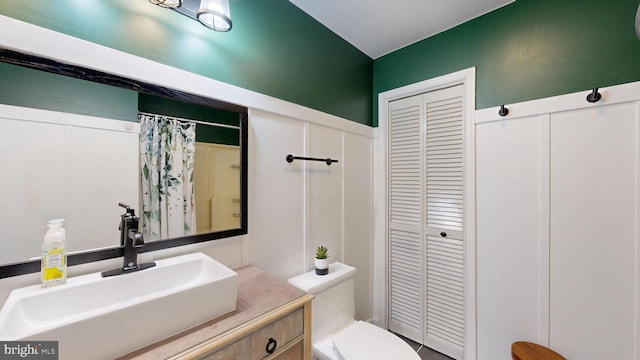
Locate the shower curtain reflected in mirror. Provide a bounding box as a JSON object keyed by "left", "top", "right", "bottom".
{"left": 139, "top": 113, "right": 196, "bottom": 241}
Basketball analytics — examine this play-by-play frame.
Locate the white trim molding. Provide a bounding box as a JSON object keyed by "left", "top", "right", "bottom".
{"left": 0, "top": 104, "right": 140, "bottom": 132}
{"left": 476, "top": 82, "right": 640, "bottom": 124}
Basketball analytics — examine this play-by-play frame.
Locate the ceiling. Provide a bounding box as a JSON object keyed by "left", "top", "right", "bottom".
{"left": 290, "top": 0, "right": 514, "bottom": 59}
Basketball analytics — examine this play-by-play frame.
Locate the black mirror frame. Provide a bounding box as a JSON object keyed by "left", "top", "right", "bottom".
{"left": 0, "top": 48, "right": 248, "bottom": 278}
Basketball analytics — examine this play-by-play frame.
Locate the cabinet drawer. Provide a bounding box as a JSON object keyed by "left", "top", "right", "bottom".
{"left": 201, "top": 308, "right": 304, "bottom": 359}
{"left": 272, "top": 340, "right": 303, "bottom": 360}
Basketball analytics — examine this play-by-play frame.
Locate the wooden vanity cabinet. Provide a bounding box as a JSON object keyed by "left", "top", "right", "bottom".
{"left": 185, "top": 298, "right": 311, "bottom": 360}
{"left": 119, "top": 266, "right": 313, "bottom": 360}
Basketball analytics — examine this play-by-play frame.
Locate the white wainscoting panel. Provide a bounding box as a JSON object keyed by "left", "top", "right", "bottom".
{"left": 248, "top": 110, "right": 374, "bottom": 321}
{"left": 343, "top": 132, "right": 373, "bottom": 321}
{"left": 549, "top": 103, "right": 638, "bottom": 360}
{"left": 0, "top": 117, "right": 66, "bottom": 263}
{"left": 66, "top": 125, "right": 139, "bottom": 253}
{"left": 0, "top": 105, "right": 139, "bottom": 264}
{"left": 475, "top": 81, "right": 640, "bottom": 360}
{"left": 248, "top": 111, "right": 306, "bottom": 280}
{"left": 307, "top": 123, "right": 344, "bottom": 269}
{"left": 475, "top": 115, "right": 549, "bottom": 360}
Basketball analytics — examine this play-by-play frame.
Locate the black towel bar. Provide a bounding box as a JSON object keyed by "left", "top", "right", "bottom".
{"left": 286, "top": 154, "right": 338, "bottom": 165}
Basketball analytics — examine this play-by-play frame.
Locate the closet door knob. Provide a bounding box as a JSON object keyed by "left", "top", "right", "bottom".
{"left": 265, "top": 337, "right": 277, "bottom": 354}
{"left": 440, "top": 232, "right": 447, "bottom": 238}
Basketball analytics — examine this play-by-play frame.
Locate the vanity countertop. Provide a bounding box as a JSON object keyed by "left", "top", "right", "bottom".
{"left": 117, "top": 265, "right": 312, "bottom": 360}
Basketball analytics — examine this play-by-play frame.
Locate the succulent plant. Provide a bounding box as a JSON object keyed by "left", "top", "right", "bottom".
{"left": 315, "top": 245, "right": 329, "bottom": 259}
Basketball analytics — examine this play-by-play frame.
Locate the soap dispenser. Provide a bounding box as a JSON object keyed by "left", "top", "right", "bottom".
{"left": 41, "top": 218, "right": 67, "bottom": 287}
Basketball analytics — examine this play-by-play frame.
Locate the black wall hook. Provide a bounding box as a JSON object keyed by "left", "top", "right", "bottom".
{"left": 498, "top": 105, "right": 509, "bottom": 117}
{"left": 586, "top": 88, "right": 602, "bottom": 103}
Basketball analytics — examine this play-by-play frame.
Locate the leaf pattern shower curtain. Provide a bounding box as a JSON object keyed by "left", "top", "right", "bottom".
{"left": 139, "top": 114, "right": 196, "bottom": 241}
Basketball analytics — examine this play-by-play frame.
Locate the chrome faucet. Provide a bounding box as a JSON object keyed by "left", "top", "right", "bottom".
{"left": 101, "top": 203, "right": 156, "bottom": 277}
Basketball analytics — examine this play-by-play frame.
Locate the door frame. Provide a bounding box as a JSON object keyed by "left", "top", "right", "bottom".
{"left": 373, "top": 67, "right": 476, "bottom": 360}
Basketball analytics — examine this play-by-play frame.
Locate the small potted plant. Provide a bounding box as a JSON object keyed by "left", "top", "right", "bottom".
{"left": 315, "top": 245, "right": 329, "bottom": 275}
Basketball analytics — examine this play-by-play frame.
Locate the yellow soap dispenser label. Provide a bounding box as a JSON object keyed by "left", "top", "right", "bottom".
{"left": 42, "top": 249, "right": 66, "bottom": 284}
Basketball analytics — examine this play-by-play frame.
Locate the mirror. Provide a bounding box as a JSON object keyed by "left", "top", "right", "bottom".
{"left": 0, "top": 48, "right": 248, "bottom": 278}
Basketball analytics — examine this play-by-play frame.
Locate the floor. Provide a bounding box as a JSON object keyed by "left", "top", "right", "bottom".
{"left": 398, "top": 334, "right": 454, "bottom": 360}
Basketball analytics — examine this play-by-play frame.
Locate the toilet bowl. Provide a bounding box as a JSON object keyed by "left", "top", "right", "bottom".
{"left": 288, "top": 262, "right": 420, "bottom": 360}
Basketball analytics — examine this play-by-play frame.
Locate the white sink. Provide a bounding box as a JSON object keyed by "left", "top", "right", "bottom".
{"left": 0, "top": 252, "right": 238, "bottom": 360}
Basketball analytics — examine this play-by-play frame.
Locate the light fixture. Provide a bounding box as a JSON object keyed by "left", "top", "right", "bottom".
{"left": 149, "top": 0, "right": 232, "bottom": 32}
{"left": 197, "top": 0, "right": 232, "bottom": 32}
{"left": 149, "top": 0, "right": 182, "bottom": 8}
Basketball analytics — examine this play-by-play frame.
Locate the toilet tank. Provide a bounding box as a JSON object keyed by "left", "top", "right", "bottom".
{"left": 288, "top": 262, "right": 357, "bottom": 343}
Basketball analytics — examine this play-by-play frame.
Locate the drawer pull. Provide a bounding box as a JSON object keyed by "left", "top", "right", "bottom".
{"left": 265, "top": 337, "right": 277, "bottom": 354}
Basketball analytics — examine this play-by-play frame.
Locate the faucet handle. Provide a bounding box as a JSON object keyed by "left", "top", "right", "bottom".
{"left": 118, "top": 203, "right": 131, "bottom": 210}
{"left": 118, "top": 203, "right": 136, "bottom": 217}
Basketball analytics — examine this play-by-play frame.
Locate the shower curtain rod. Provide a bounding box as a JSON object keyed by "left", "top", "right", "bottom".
{"left": 138, "top": 111, "right": 241, "bottom": 130}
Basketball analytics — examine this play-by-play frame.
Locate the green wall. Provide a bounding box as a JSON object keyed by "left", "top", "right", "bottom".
{"left": 0, "top": 62, "right": 138, "bottom": 121}
{"left": 3, "top": 1, "right": 640, "bottom": 129}
{"left": 0, "top": 62, "right": 240, "bottom": 146}
{"left": 0, "top": 0, "right": 373, "bottom": 126}
{"left": 373, "top": 0, "right": 640, "bottom": 126}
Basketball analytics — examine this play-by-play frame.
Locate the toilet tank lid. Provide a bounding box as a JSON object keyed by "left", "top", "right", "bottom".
{"left": 287, "top": 262, "right": 356, "bottom": 294}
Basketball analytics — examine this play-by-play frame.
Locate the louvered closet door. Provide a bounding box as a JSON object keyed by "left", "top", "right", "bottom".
{"left": 388, "top": 95, "right": 425, "bottom": 343}
{"left": 423, "top": 85, "right": 464, "bottom": 359}
{"left": 387, "top": 85, "right": 465, "bottom": 360}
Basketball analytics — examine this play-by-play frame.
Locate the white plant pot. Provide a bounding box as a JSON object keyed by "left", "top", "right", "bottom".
{"left": 315, "top": 258, "right": 329, "bottom": 275}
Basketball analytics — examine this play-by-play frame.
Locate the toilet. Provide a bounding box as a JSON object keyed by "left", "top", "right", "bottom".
{"left": 288, "top": 262, "right": 420, "bottom": 360}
